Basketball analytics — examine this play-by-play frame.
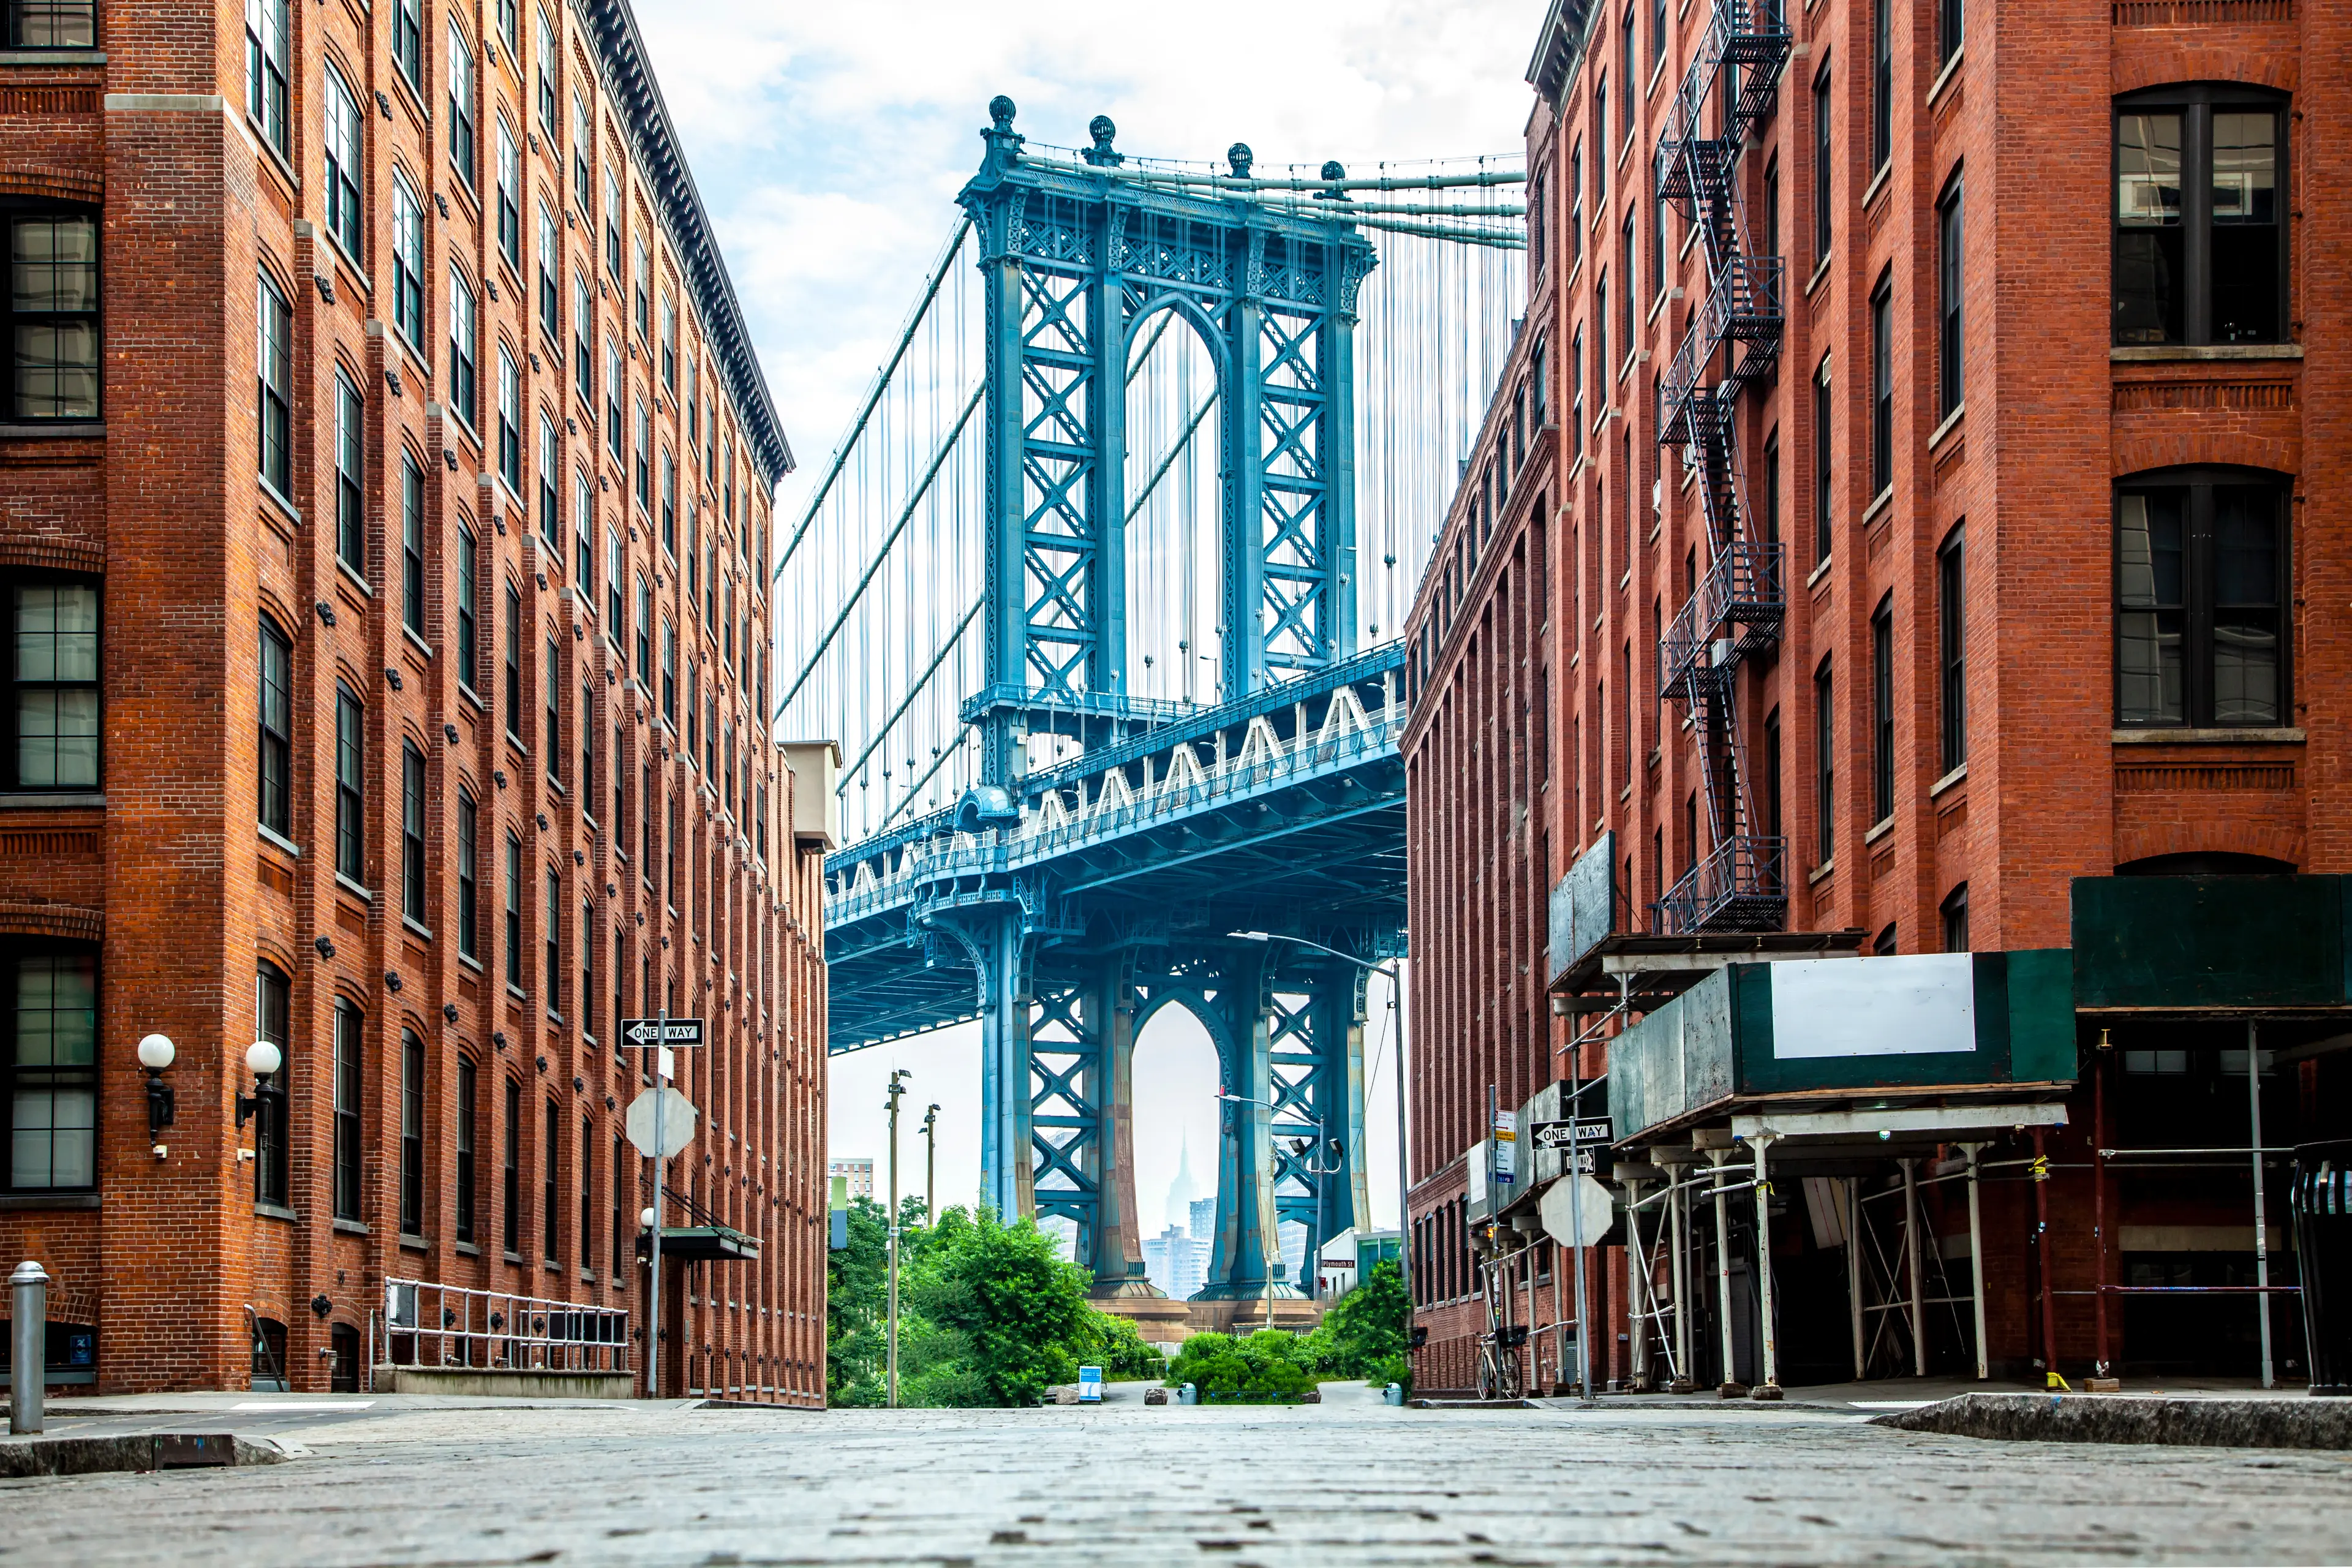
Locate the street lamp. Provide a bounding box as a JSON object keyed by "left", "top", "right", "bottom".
{"left": 137, "top": 1033, "right": 175, "bottom": 1155}
{"left": 885, "top": 1068, "right": 911, "bottom": 1409}
{"left": 235, "top": 1039, "right": 284, "bottom": 1129}
{"left": 1228, "top": 932, "right": 1411, "bottom": 1357}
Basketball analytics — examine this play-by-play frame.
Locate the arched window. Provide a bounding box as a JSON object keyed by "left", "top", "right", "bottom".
{"left": 2115, "top": 85, "right": 2286, "bottom": 347}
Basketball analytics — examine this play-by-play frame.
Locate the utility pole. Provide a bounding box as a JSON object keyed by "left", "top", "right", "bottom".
{"left": 922, "top": 1103, "right": 940, "bottom": 1225}
{"left": 886, "top": 1068, "right": 911, "bottom": 1408}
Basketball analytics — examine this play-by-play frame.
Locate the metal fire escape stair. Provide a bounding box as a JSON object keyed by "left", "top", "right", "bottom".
{"left": 1652, "top": 0, "right": 1792, "bottom": 935}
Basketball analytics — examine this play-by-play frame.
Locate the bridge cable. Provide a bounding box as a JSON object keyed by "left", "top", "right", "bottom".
{"left": 834, "top": 595, "right": 984, "bottom": 794}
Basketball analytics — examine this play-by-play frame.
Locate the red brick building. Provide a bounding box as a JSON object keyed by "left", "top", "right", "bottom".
{"left": 0, "top": 0, "right": 832, "bottom": 1400}
{"left": 1402, "top": 0, "right": 2350, "bottom": 1395}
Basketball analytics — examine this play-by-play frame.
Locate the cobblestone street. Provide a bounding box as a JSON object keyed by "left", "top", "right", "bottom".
{"left": 6, "top": 1389, "right": 2352, "bottom": 1566}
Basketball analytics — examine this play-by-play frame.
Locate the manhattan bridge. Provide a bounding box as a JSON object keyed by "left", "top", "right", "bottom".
{"left": 775, "top": 97, "right": 1525, "bottom": 1318}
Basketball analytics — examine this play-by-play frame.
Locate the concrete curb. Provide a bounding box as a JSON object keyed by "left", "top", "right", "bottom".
{"left": 1872, "top": 1392, "right": 2352, "bottom": 1450}
{"left": 0, "top": 1433, "right": 298, "bottom": 1478}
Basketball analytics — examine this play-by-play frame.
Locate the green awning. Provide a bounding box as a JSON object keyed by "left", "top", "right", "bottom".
{"left": 2072, "top": 875, "right": 2352, "bottom": 1012}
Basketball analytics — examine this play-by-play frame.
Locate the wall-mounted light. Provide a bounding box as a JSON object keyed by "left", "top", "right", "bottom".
{"left": 236, "top": 1040, "right": 284, "bottom": 1131}
{"left": 137, "top": 1033, "right": 176, "bottom": 1152}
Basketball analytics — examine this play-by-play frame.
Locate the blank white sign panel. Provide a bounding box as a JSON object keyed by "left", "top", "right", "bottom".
{"left": 1769, "top": 954, "right": 1978, "bottom": 1059}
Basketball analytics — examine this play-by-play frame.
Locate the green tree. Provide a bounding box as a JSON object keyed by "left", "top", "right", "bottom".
{"left": 1316, "top": 1257, "right": 1409, "bottom": 1379}
{"left": 902, "top": 1206, "right": 1093, "bottom": 1408}
{"left": 1165, "top": 1329, "right": 1319, "bottom": 1401}
{"left": 826, "top": 1193, "right": 935, "bottom": 1407}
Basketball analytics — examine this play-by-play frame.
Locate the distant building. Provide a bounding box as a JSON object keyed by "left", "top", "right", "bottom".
{"left": 1189, "top": 1197, "right": 1216, "bottom": 1242}
{"left": 1142, "top": 1224, "right": 1208, "bottom": 1300}
{"left": 829, "top": 1158, "right": 874, "bottom": 1202}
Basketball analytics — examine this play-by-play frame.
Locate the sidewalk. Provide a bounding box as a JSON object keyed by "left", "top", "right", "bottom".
{"left": 1522, "top": 1372, "right": 2311, "bottom": 1413}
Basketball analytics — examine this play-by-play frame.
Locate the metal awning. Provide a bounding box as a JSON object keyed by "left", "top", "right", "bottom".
{"left": 649, "top": 1225, "right": 760, "bottom": 1263}
{"left": 1732, "top": 1100, "right": 2068, "bottom": 1144}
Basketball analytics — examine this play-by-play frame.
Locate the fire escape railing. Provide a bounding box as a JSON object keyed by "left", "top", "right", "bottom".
{"left": 1652, "top": 0, "right": 1792, "bottom": 936}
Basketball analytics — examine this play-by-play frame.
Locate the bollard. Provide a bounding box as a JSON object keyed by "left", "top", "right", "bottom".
{"left": 10, "top": 1259, "right": 48, "bottom": 1435}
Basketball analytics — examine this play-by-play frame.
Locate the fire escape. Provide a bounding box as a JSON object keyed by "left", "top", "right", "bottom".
{"left": 1652, "top": 0, "right": 1792, "bottom": 934}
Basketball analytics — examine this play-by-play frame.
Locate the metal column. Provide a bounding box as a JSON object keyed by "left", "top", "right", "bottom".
{"left": 2250, "top": 1019, "right": 2273, "bottom": 1390}
{"left": 1752, "top": 1135, "right": 1780, "bottom": 1396}
{"left": 1847, "top": 1176, "right": 1864, "bottom": 1381}
{"left": 1710, "top": 1148, "right": 1738, "bottom": 1392}
{"left": 1964, "top": 1143, "right": 1988, "bottom": 1381}
{"left": 1903, "top": 1157, "right": 1924, "bottom": 1378}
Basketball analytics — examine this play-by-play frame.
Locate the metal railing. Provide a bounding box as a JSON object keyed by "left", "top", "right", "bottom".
{"left": 382, "top": 1278, "right": 630, "bottom": 1374}
{"left": 1654, "top": 833, "right": 1787, "bottom": 935}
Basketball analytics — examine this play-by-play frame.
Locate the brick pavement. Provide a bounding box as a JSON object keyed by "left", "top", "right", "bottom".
{"left": 4, "top": 1387, "right": 2351, "bottom": 1564}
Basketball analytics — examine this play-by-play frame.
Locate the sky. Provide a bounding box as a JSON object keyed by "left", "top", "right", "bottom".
{"left": 631, "top": 0, "right": 1540, "bottom": 1237}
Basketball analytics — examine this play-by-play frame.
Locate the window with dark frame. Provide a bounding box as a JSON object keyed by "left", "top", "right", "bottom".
{"left": 2115, "top": 88, "right": 2284, "bottom": 347}
{"left": 447, "top": 20, "right": 477, "bottom": 185}
{"left": 244, "top": 0, "right": 288, "bottom": 156}
{"left": 1871, "top": 0, "right": 1891, "bottom": 172}
{"left": 1940, "top": 0, "right": 1962, "bottom": 65}
{"left": 1814, "top": 660, "right": 1834, "bottom": 867}
{"left": 256, "top": 271, "right": 290, "bottom": 494}
{"left": 259, "top": 614, "right": 291, "bottom": 832}
{"left": 1939, "top": 524, "right": 1967, "bottom": 770}
{"left": 334, "top": 685, "right": 363, "bottom": 882}
{"left": 579, "top": 1114, "right": 595, "bottom": 1275}
{"left": 1871, "top": 597, "right": 1894, "bottom": 825}
{"left": 499, "top": 349, "right": 522, "bottom": 493}
{"left": 333, "top": 999, "right": 361, "bottom": 1222}
{"left": 7, "top": 0, "right": 94, "bottom": 46}
{"left": 334, "top": 371, "right": 364, "bottom": 573}
{"left": 1763, "top": 427, "right": 1780, "bottom": 544}
{"left": 537, "top": 203, "right": 559, "bottom": 343}
{"left": 503, "top": 583, "right": 522, "bottom": 740}
{"left": 1812, "top": 66, "right": 1832, "bottom": 267}
{"left": 1942, "top": 883, "right": 1970, "bottom": 952}
{"left": 542, "top": 1098, "right": 560, "bottom": 1264}
{"left": 399, "top": 1028, "right": 424, "bottom": 1237}
{"left": 8, "top": 571, "right": 97, "bottom": 790}
{"left": 544, "top": 633, "right": 560, "bottom": 782}
{"left": 254, "top": 960, "right": 288, "bottom": 1207}
{"left": 2116, "top": 470, "right": 2288, "bottom": 728}
{"left": 1869, "top": 275, "right": 1892, "bottom": 498}
{"left": 456, "top": 1055, "right": 478, "bottom": 1245}
{"left": 456, "top": 524, "right": 478, "bottom": 687}
{"left": 323, "top": 65, "right": 363, "bottom": 258}
{"left": 391, "top": 175, "right": 424, "bottom": 347}
{"left": 611, "top": 1133, "right": 627, "bottom": 1278}
{"left": 496, "top": 119, "right": 521, "bottom": 268}
{"left": 402, "top": 741, "right": 427, "bottom": 919}
{"left": 393, "top": 0, "right": 421, "bottom": 89}
{"left": 458, "top": 788, "right": 480, "bottom": 960}
{"left": 448, "top": 269, "right": 478, "bottom": 430}
{"left": 1812, "top": 356, "right": 1832, "bottom": 562}
{"left": 7, "top": 208, "right": 99, "bottom": 422}
{"left": 505, "top": 831, "right": 523, "bottom": 987}
{"left": 1938, "top": 175, "right": 1965, "bottom": 417}
{"left": 502, "top": 1076, "right": 521, "bottom": 1255}
{"left": 5, "top": 946, "right": 96, "bottom": 1191}
{"left": 402, "top": 456, "right": 426, "bottom": 636}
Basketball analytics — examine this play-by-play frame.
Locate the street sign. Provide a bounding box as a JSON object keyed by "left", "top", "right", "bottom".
{"left": 1540, "top": 1174, "right": 1615, "bottom": 1249}
{"left": 1531, "top": 1118, "right": 1612, "bottom": 1150}
{"left": 625, "top": 1087, "right": 698, "bottom": 1159}
{"left": 620, "top": 1017, "right": 705, "bottom": 1049}
{"left": 1491, "top": 1109, "right": 1517, "bottom": 1185}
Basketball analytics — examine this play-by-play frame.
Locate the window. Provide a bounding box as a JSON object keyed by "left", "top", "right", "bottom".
{"left": 1594, "top": 271, "right": 1607, "bottom": 401}
{"left": 503, "top": 583, "right": 522, "bottom": 740}
{"left": 662, "top": 620, "right": 676, "bottom": 723}
{"left": 2116, "top": 471, "right": 2288, "bottom": 728}
{"left": 1814, "top": 661, "right": 1833, "bottom": 865}
{"left": 399, "top": 1028, "right": 424, "bottom": 1236}
{"left": 542, "top": 1098, "right": 560, "bottom": 1263}
{"left": 7, "top": 948, "right": 96, "bottom": 1191}
{"left": 334, "top": 685, "right": 364, "bottom": 881}
{"left": 1764, "top": 707, "right": 1784, "bottom": 848}
{"left": 1870, "top": 597, "right": 1893, "bottom": 825}
{"left": 534, "top": 8, "right": 557, "bottom": 129}
{"left": 1619, "top": 211, "right": 1635, "bottom": 364}
{"left": 458, "top": 788, "right": 479, "bottom": 960}
{"left": 494, "top": 350, "right": 521, "bottom": 494}
{"left": 9, "top": 573, "right": 97, "bottom": 790}
{"left": 604, "top": 170, "right": 623, "bottom": 280}
{"left": 573, "top": 273, "right": 593, "bottom": 405}
{"left": 1871, "top": 0, "right": 1891, "bottom": 173}
{"left": 8, "top": 0, "right": 93, "bottom": 45}
{"left": 1869, "top": 276, "right": 1892, "bottom": 497}
{"left": 456, "top": 525, "right": 480, "bottom": 690}
{"left": 606, "top": 527, "right": 623, "bottom": 636}
{"left": 332, "top": 1000, "right": 361, "bottom": 1221}
{"left": 255, "top": 271, "right": 290, "bottom": 494}
{"left": 323, "top": 65, "right": 363, "bottom": 257}
{"left": 1941, "top": 884, "right": 1970, "bottom": 952}
{"left": 393, "top": 0, "right": 421, "bottom": 89}
{"left": 1812, "top": 356, "right": 1832, "bottom": 562}
{"left": 575, "top": 469, "right": 594, "bottom": 589}
{"left": 611, "top": 1134, "right": 626, "bottom": 1278}
{"left": 1620, "top": 4, "right": 1635, "bottom": 138}
{"left": 636, "top": 576, "right": 652, "bottom": 681}
{"left": 8, "top": 211, "right": 98, "bottom": 422}
{"left": 571, "top": 92, "right": 593, "bottom": 209}
{"left": 1939, "top": 524, "right": 1966, "bottom": 771}
{"left": 1940, "top": 0, "right": 1962, "bottom": 65}
{"left": 545, "top": 634, "right": 560, "bottom": 777}
{"left": 1763, "top": 428, "right": 1781, "bottom": 545}
{"left": 254, "top": 960, "right": 288, "bottom": 1206}
{"left": 334, "top": 372, "right": 364, "bottom": 572}
{"left": 258, "top": 615, "right": 290, "bottom": 831}
{"left": 661, "top": 451, "right": 677, "bottom": 551}
{"left": 244, "top": 0, "right": 288, "bottom": 156}
{"left": 496, "top": 119, "right": 521, "bottom": 270}
{"left": 391, "top": 175, "right": 425, "bottom": 347}
{"left": 633, "top": 235, "right": 650, "bottom": 340}
{"left": 401, "top": 456, "right": 426, "bottom": 637}
{"left": 1812, "top": 67, "right": 1832, "bottom": 266}
{"left": 1937, "top": 176, "right": 1964, "bottom": 417}
{"left": 537, "top": 203, "right": 559, "bottom": 343}
{"left": 579, "top": 1114, "right": 594, "bottom": 1271}
{"left": 581, "top": 900, "right": 595, "bottom": 1038}
{"left": 1595, "top": 78, "right": 1608, "bottom": 197}
{"left": 390, "top": 742, "right": 426, "bottom": 929}
{"left": 661, "top": 295, "right": 677, "bottom": 388}
{"left": 504, "top": 831, "right": 523, "bottom": 986}
{"left": 635, "top": 401, "right": 651, "bottom": 508}
{"left": 448, "top": 270, "right": 478, "bottom": 430}
{"left": 447, "top": 21, "right": 477, "bottom": 184}
{"left": 605, "top": 344, "right": 623, "bottom": 461}
{"left": 2114, "top": 89, "right": 2284, "bottom": 346}
{"left": 456, "top": 1055, "right": 478, "bottom": 1244}
{"left": 581, "top": 679, "right": 595, "bottom": 800}
{"left": 498, "top": 0, "right": 516, "bottom": 50}
{"left": 1763, "top": 157, "right": 1779, "bottom": 262}
{"left": 1569, "top": 326, "right": 1583, "bottom": 460}
{"left": 502, "top": 1076, "right": 521, "bottom": 1253}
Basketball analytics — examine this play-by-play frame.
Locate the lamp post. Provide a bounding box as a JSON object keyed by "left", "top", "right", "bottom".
{"left": 886, "top": 1068, "right": 911, "bottom": 1408}
{"left": 1227, "top": 932, "right": 1410, "bottom": 1346}
{"left": 137, "top": 1033, "right": 175, "bottom": 1157}
{"left": 922, "top": 1104, "right": 940, "bottom": 1226}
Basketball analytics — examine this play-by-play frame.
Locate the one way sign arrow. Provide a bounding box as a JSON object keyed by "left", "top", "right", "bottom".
{"left": 620, "top": 1017, "right": 706, "bottom": 1048}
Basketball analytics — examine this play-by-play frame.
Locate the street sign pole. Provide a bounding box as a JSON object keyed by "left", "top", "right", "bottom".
{"left": 1566, "top": 1065, "right": 1591, "bottom": 1401}
{"left": 649, "top": 1003, "right": 666, "bottom": 1398}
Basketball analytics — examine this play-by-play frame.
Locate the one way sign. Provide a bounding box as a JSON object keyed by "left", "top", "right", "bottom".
{"left": 620, "top": 1017, "right": 706, "bottom": 1049}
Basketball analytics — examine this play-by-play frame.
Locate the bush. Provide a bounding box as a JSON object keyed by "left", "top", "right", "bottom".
{"left": 1166, "top": 1329, "right": 1319, "bottom": 1401}
{"left": 1362, "top": 1352, "right": 1411, "bottom": 1393}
